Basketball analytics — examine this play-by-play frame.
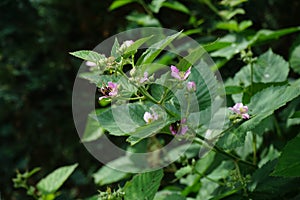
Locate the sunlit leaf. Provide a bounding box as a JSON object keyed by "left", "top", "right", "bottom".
{"left": 137, "top": 31, "right": 182, "bottom": 65}
{"left": 93, "top": 166, "right": 129, "bottom": 186}
{"left": 290, "top": 44, "right": 300, "bottom": 74}
{"left": 109, "top": 0, "right": 137, "bottom": 11}
{"left": 69, "top": 50, "right": 105, "bottom": 62}
{"left": 124, "top": 170, "right": 163, "bottom": 200}
{"left": 37, "top": 164, "right": 78, "bottom": 194}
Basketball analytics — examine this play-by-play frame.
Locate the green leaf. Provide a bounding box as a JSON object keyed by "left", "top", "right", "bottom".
{"left": 124, "top": 169, "right": 164, "bottom": 200}
{"left": 272, "top": 135, "right": 300, "bottom": 177}
{"left": 233, "top": 50, "right": 289, "bottom": 87}
{"left": 137, "top": 31, "right": 182, "bottom": 65}
{"left": 250, "top": 27, "right": 300, "bottom": 46}
{"left": 290, "top": 111, "right": 300, "bottom": 118}
{"left": 220, "top": 0, "right": 247, "bottom": 7}
{"left": 195, "top": 151, "right": 216, "bottom": 174}
{"left": 225, "top": 86, "right": 244, "bottom": 94}
{"left": 162, "top": 1, "right": 190, "bottom": 14}
{"left": 218, "top": 84, "right": 300, "bottom": 149}
{"left": 69, "top": 50, "right": 105, "bottom": 62}
{"left": 96, "top": 103, "right": 148, "bottom": 136}
{"left": 216, "top": 20, "right": 239, "bottom": 32}
{"left": 126, "top": 13, "right": 161, "bottom": 26}
{"left": 290, "top": 44, "right": 300, "bottom": 74}
{"left": 150, "top": 0, "right": 166, "bottom": 13}
{"left": 239, "top": 20, "right": 253, "bottom": 31}
{"left": 109, "top": 0, "right": 137, "bottom": 11}
{"left": 249, "top": 160, "right": 297, "bottom": 199}
{"left": 219, "top": 8, "right": 245, "bottom": 20}
{"left": 175, "top": 165, "right": 193, "bottom": 179}
{"left": 124, "top": 35, "right": 154, "bottom": 55}
{"left": 177, "top": 46, "right": 206, "bottom": 70}
{"left": 154, "top": 191, "right": 185, "bottom": 200}
{"left": 211, "top": 27, "right": 300, "bottom": 60}
{"left": 211, "top": 34, "right": 249, "bottom": 59}
{"left": 111, "top": 37, "right": 120, "bottom": 58}
{"left": 82, "top": 111, "right": 105, "bottom": 142}
{"left": 93, "top": 166, "right": 129, "bottom": 186}
{"left": 127, "top": 119, "right": 174, "bottom": 145}
{"left": 37, "top": 163, "right": 78, "bottom": 194}
{"left": 189, "top": 63, "right": 219, "bottom": 111}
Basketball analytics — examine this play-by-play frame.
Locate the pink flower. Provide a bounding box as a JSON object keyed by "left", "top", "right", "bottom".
{"left": 119, "top": 40, "right": 134, "bottom": 52}
{"left": 143, "top": 109, "right": 159, "bottom": 124}
{"left": 170, "top": 65, "right": 191, "bottom": 81}
{"left": 86, "top": 61, "right": 97, "bottom": 67}
{"left": 187, "top": 81, "right": 196, "bottom": 92}
{"left": 229, "top": 103, "right": 250, "bottom": 119}
{"left": 139, "top": 72, "right": 149, "bottom": 83}
{"left": 99, "top": 82, "right": 118, "bottom": 100}
{"left": 122, "top": 40, "right": 134, "bottom": 48}
{"left": 169, "top": 118, "right": 188, "bottom": 135}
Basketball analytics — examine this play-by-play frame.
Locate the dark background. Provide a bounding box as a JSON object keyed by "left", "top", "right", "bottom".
{"left": 1, "top": 0, "right": 300, "bottom": 199}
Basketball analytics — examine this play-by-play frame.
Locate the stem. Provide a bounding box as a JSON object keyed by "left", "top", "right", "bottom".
{"left": 119, "top": 96, "right": 145, "bottom": 101}
{"left": 250, "top": 62, "right": 254, "bottom": 96}
{"left": 131, "top": 54, "right": 135, "bottom": 68}
{"left": 185, "top": 93, "right": 191, "bottom": 118}
{"left": 234, "top": 161, "right": 247, "bottom": 195}
{"left": 158, "top": 81, "right": 180, "bottom": 104}
{"left": 201, "top": 0, "right": 222, "bottom": 19}
{"left": 195, "top": 170, "right": 226, "bottom": 186}
{"left": 252, "top": 132, "right": 257, "bottom": 165}
{"left": 273, "top": 115, "right": 282, "bottom": 137}
{"left": 137, "top": 0, "right": 154, "bottom": 17}
{"left": 192, "top": 130, "right": 256, "bottom": 168}
{"left": 209, "top": 123, "right": 238, "bottom": 141}
{"left": 116, "top": 68, "right": 177, "bottom": 117}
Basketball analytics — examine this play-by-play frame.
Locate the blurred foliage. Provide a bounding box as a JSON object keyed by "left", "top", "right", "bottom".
{"left": 1, "top": 0, "right": 300, "bottom": 199}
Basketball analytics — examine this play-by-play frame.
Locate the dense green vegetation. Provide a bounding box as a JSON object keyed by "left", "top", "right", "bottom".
{"left": 1, "top": 0, "right": 300, "bottom": 199}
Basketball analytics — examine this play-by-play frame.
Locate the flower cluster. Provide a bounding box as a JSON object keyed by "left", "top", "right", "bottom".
{"left": 99, "top": 82, "right": 118, "bottom": 100}
{"left": 169, "top": 118, "right": 188, "bottom": 135}
{"left": 170, "top": 65, "right": 191, "bottom": 81}
{"left": 229, "top": 103, "right": 250, "bottom": 120}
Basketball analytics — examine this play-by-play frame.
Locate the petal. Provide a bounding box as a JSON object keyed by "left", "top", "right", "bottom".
{"left": 180, "top": 125, "right": 189, "bottom": 135}
{"left": 183, "top": 67, "right": 191, "bottom": 80}
{"left": 86, "top": 61, "right": 97, "bottom": 67}
{"left": 170, "top": 65, "right": 179, "bottom": 73}
{"left": 242, "top": 105, "right": 248, "bottom": 112}
{"left": 181, "top": 118, "right": 187, "bottom": 124}
{"left": 187, "top": 81, "right": 196, "bottom": 91}
{"left": 143, "top": 112, "right": 152, "bottom": 123}
{"left": 234, "top": 103, "right": 243, "bottom": 110}
{"left": 242, "top": 113, "right": 250, "bottom": 119}
{"left": 109, "top": 90, "right": 117, "bottom": 96}
{"left": 170, "top": 65, "right": 181, "bottom": 80}
{"left": 169, "top": 125, "right": 177, "bottom": 135}
{"left": 139, "top": 72, "right": 149, "bottom": 83}
{"left": 108, "top": 82, "right": 118, "bottom": 89}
